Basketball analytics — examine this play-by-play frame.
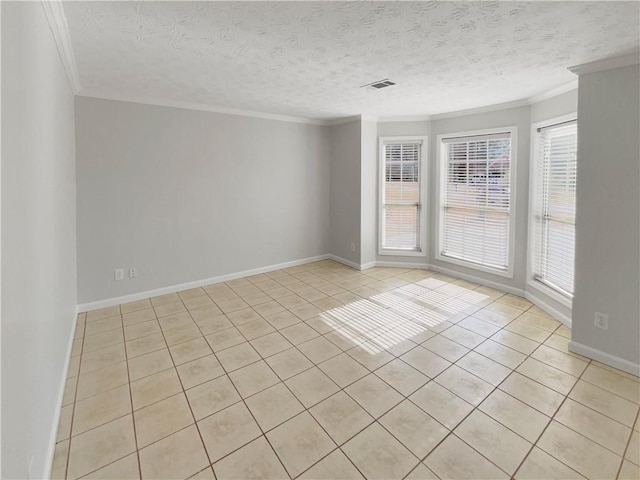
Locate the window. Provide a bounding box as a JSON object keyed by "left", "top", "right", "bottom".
{"left": 379, "top": 136, "right": 428, "bottom": 256}
{"left": 437, "top": 128, "right": 516, "bottom": 275}
{"left": 530, "top": 119, "right": 577, "bottom": 297}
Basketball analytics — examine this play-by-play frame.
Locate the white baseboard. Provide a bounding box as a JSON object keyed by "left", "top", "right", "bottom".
{"left": 376, "top": 261, "right": 430, "bottom": 269}
{"left": 525, "top": 290, "right": 572, "bottom": 328}
{"left": 328, "top": 254, "right": 363, "bottom": 271}
{"left": 427, "top": 264, "right": 526, "bottom": 297}
{"left": 569, "top": 340, "right": 640, "bottom": 377}
{"left": 78, "top": 254, "right": 330, "bottom": 312}
{"left": 44, "top": 310, "right": 79, "bottom": 479}
{"left": 360, "top": 261, "right": 377, "bottom": 271}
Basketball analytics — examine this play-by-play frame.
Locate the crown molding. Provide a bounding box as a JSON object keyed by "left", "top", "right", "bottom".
{"left": 76, "top": 90, "right": 332, "bottom": 126}
{"left": 41, "top": 0, "right": 81, "bottom": 94}
{"left": 569, "top": 51, "right": 640, "bottom": 76}
{"left": 527, "top": 80, "right": 578, "bottom": 104}
{"left": 326, "top": 115, "right": 363, "bottom": 126}
{"left": 376, "top": 115, "right": 432, "bottom": 123}
{"left": 430, "top": 98, "right": 530, "bottom": 121}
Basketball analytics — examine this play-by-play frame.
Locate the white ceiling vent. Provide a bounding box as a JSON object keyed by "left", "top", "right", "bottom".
{"left": 361, "top": 79, "right": 396, "bottom": 89}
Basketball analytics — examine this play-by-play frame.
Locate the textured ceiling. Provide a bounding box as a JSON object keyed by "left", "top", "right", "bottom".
{"left": 63, "top": 1, "right": 640, "bottom": 121}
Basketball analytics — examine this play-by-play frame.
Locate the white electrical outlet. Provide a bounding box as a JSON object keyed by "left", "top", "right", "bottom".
{"left": 594, "top": 312, "right": 609, "bottom": 330}
{"left": 350, "top": 242, "right": 356, "bottom": 252}
{"left": 114, "top": 268, "right": 124, "bottom": 281}
{"left": 129, "top": 267, "right": 137, "bottom": 279}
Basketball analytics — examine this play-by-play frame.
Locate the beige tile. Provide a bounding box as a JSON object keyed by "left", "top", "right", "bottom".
{"left": 198, "top": 402, "right": 262, "bottom": 462}
{"left": 345, "top": 374, "right": 404, "bottom": 418}
{"left": 169, "top": 337, "right": 212, "bottom": 365}
{"left": 318, "top": 353, "right": 368, "bottom": 387}
{"left": 126, "top": 332, "right": 166, "bottom": 359}
{"left": 555, "top": 398, "right": 631, "bottom": 455}
{"left": 235, "top": 318, "right": 275, "bottom": 340}
{"left": 254, "top": 300, "right": 287, "bottom": 318}
{"left": 435, "top": 365, "right": 493, "bottom": 406}
{"left": 496, "top": 294, "right": 532, "bottom": 310}
{"left": 517, "top": 311, "right": 561, "bottom": 332}
{"left": 530, "top": 344, "right": 588, "bottom": 377}
{"left": 72, "top": 384, "right": 131, "bottom": 435}
{"left": 216, "top": 297, "right": 250, "bottom": 314}
{"left": 195, "top": 315, "right": 233, "bottom": 335}
{"left": 263, "top": 347, "right": 312, "bottom": 380}
{"left": 455, "top": 410, "right": 531, "bottom": 474}
{"left": 122, "top": 307, "right": 156, "bottom": 327}
{"left": 241, "top": 291, "right": 272, "bottom": 307}
{"left": 216, "top": 342, "right": 260, "bottom": 372}
{"left": 310, "top": 391, "right": 373, "bottom": 445}
{"left": 250, "top": 331, "right": 293, "bottom": 358}
{"left": 245, "top": 382, "right": 305, "bottom": 432}
{"left": 324, "top": 329, "right": 367, "bottom": 351}
{"left": 404, "top": 463, "right": 439, "bottom": 480}
{"left": 229, "top": 360, "right": 280, "bottom": 397}
{"left": 375, "top": 358, "right": 429, "bottom": 396}
{"left": 625, "top": 430, "right": 639, "bottom": 464}
{"left": 499, "top": 372, "right": 564, "bottom": 416}
{"left": 277, "top": 294, "right": 308, "bottom": 310}
{"left": 296, "top": 336, "right": 342, "bottom": 364}
{"left": 479, "top": 388, "right": 549, "bottom": 442}
{"left": 154, "top": 301, "right": 187, "bottom": 318}
{"left": 76, "top": 361, "right": 128, "bottom": 401}
{"left": 139, "top": 425, "right": 209, "bottom": 479}
{"left": 150, "top": 293, "right": 180, "bottom": 307}
{"left": 515, "top": 447, "right": 585, "bottom": 479}
{"left": 490, "top": 330, "right": 539, "bottom": 355}
{"left": 281, "top": 322, "right": 320, "bottom": 345}
{"left": 290, "top": 303, "right": 322, "bottom": 321}
{"left": 68, "top": 354, "right": 81, "bottom": 378}
{"left": 163, "top": 322, "right": 202, "bottom": 346}
{"left": 67, "top": 415, "right": 136, "bottom": 479}
{"left": 131, "top": 368, "right": 182, "bottom": 410}
{"left": 84, "top": 316, "right": 122, "bottom": 337}
{"left": 619, "top": 460, "right": 640, "bottom": 480}
{"left": 505, "top": 320, "right": 552, "bottom": 343}
{"left": 380, "top": 400, "right": 449, "bottom": 458}
{"left": 581, "top": 364, "right": 640, "bottom": 403}
{"left": 177, "top": 354, "right": 225, "bottom": 390}
{"left": 400, "top": 346, "right": 451, "bottom": 378}
{"left": 212, "top": 436, "right": 289, "bottom": 480}
{"left": 80, "top": 453, "right": 140, "bottom": 479}
{"left": 474, "top": 339, "right": 527, "bottom": 369}
{"left": 82, "top": 328, "right": 124, "bottom": 354}
{"left": 123, "top": 319, "right": 160, "bottom": 341}
{"left": 410, "top": 381, "right": 473, "bottom": 429}
{"left": 343, "top": 422, "right": 418, "bottom": 480}
{"left": 189, "top": 304, "right": 225, "bottom": 323}
{"left": 346, "top": 343, "right": 394, "bottom": 371}
{"left": 569, "top": 379, "right": 639, "bottom": 427}
{"left": 189, "top": 467, "right": 215, "bottom": 480}
{"left": 267, "top": 412, "right": 336, "bottom": 478}
{"left": 80, "top": 344, "right": 126, "bottom": 373}
{"left": 485, "top": 302, "right": 523, "bottom": 319}
{"left": 128, "top": 348, "right": 173, "bottom": 381}
{"left": 516, "top": 357, "right": 578, "bottom": 395}
{"left": 440, "top": 325, "right": 486, "bottom": 349}
{"left": 537, "top": 421, "right": 621, "bottom": 479}
{"left": 591, "top": 361, "right": 640, "bottom": 383}
{"left": 134, "top": 392, "right": 194, "bottom": 448}
{"left": 186, "top": 375, "right": 241, "bottom": 420}
{"left": 57, "top": 404, "right": 73, "bottom": 441}
{"left": 205, "top": 327, "right": 245, "bottom": 352}
{"left": 158, "top": 311, "right": 193, "bottom": 331}
{"left": 456, "top": 351, "right": 512, "bottom": 386}
{"left": 285, "top": 367, "right": 340, "bottom": 408}
{"left": 63, "top": 376, "right": 78, "bottom": 406}
{"left": 472, "top": 308, "right": 514, "bottom": 328}
{"left": 227, "top": 308, "right": 263, "bottom": 327}
{"left": 425, "top": 434, "right": 507, "bottom": 479}
{"left": 86, "top": 306, "right": 121, "bottom": 322}
{"left": 51, "top": 440, "right": 69, "bottom": 479}
{"left": 458, "top": 316, "right": 501, "bottom": 337}
{"left": 120, "top": 298, "right": 152, "bottom": 314}
{"left": 298, "top": 449, "right": 364, "bottom": 480}
{"left": 183, "top": 295, "right": 214, "bottom": 311}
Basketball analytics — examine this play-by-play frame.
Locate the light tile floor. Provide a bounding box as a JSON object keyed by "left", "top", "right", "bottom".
{"left": 52, "top": 260, "right": 640, "bottom": 479}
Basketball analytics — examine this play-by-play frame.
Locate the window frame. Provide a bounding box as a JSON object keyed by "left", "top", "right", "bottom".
{"left": 378, "top": 135, "right": 429, "bottom": 257}
{"left": 435, "top": 126, "right": 518, "bottom": 278}
{"left": 527, "top": 114, "right": 577, "bottom": 307}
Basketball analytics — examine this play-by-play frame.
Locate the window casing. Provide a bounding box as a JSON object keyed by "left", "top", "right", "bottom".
{"left": 529, "top": 118, "right": 577, "bottom": 299}
{"left": 378, "top": 136, "right": 428, "bottom": 256}
{"left": 436, "top": 128, "right": 517, "bottom": 276}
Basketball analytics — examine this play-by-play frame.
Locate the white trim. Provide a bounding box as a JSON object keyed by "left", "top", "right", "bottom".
{"left": 526, "top": 113, "right": 578, "bottom": 306}
{"left": 528, "top": 81, "right": 578, "bottom": 104}
{"left": 327, "top": 116, "right": 363, "bottom": 126}
{"left": 360, "top": 261, "right": 376, "bottom": 271}
{"left": 569, "top": 341, "right": 640, "bottom": 377}
{"left": 77, "top": 90, "right": 330, "bottom": 126}
{"left": 41, "top": 0, "right": 81, "bottom": 94}
{"left": 430, "top": 99, "right": 529, "bottom": 121}
{"left": 378, "top": 135, "right": 429, "bottom": 258}
{"left": 44, "top": 310, "right": 79, "bottom": 479}
{"left": 376, "top": 261, "right": 430, "bottom": 269}
{"left": 78, "top": 255, "right": 330, "bottom": 312}
{"left": 569, "top": 51, "right": 640, "bottom": 76}
{"left": 524, "top": 289, "right": 572, "bottom": 328}
{"left": 435, "top": 126, "right": 518, "bottom": 279}
{"left": 427, "top": 263, "right": 525, "bottom": 297}
{"left": 376, "top": 115, "right": 432, "bottom": 123}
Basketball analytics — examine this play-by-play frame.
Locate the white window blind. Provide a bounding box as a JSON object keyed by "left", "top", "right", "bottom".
{"left": 381, "top": 142, "right": 423, "bottom": 251}
{"left": 440, "top": 132, "right": 512, "bottom": 271}
{"left": 532, "top": 120, "right": 577, "bottom": 296}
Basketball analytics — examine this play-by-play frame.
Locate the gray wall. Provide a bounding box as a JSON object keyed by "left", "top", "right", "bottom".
{"left": 329, "top": 120, "right": 362, "bottom": 264}
{"left": 360, "top": 119, "right": 378, "bottom": 266}
{"left": 76, "top": 98, "right": 330, "bottom": 303}
{"left": 2, "top": 2, "right": 78, "bottom": 477}
{"left": 530, "top": 89, "right": 578, "bottom": 124}
{"left": 572, "top": 64, "right": 640, "bottom": 368}
{"left": 430, "top": 106, "right": 532, "bottom": 291}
